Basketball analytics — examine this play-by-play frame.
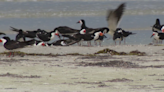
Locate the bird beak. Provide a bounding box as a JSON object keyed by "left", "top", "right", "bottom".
{"left": 55, "top": 33, "right": 61, "bottom": 39}
{"left": 41, "top": 43, "right": 46, "bottom": 46}
{"left": 55, "top": 33, "right": 59, "bottom": 36}
{"left": 0, "top": 39, "right": 2, "bottom": 42}
{"left": 150, "top": 34, "right": 154, "bottom": 38}
{"left": 100, "top": 33, "right": 104, "bottom": 36}
{"left": 77, "top": 21, "right": 80, "bottom": 24}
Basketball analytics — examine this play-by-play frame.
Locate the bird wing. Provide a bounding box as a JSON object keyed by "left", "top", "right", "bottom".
{"left": 0, "top": 32, "right": 6, "bottom": 35}
{"left": 107, "top": 3, "right": 126, "bottom": 36}
{"left": 10, "top": 26, "right": 22, "bottom": 32}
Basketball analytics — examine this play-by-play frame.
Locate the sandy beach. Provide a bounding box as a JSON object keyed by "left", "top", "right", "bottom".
{"left": 0, "top": 45, "right": 164, "bottom": 92}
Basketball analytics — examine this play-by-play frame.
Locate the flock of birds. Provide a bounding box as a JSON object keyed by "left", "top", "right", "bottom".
{"left": 0, "top": 2, "right": 162, "bottom": 57}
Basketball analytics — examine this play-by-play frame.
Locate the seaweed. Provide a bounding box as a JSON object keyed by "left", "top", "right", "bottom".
{"left": 95, "top": 48, "right": 146, "bottom": 56}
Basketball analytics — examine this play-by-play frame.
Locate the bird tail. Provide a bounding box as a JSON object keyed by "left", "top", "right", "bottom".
{"left": 131, "top": 33, "right": 136, "bottom": 35}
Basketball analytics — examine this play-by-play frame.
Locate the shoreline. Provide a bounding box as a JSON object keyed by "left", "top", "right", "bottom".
{"left": 0, "top": 44, "right": 163, "bottom": 55}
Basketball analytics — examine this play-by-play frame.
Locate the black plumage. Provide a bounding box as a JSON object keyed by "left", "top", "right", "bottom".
{"left": 53, "top": 26, "right": 80, "bottom": 38}
{"left": 113, "top": 28, "right": 123, "bottom": 45}
{"left": 0, "top": 36, "right": 35, "bottom": 50}
{"left": 36, "top": 30, "right": 59, "bottom": 42}
{"left": 152, "top": 18, "right": 162, "bottom": 32}
{"left": 10, "top": 27, "right": 38, "bottom": 41}
{"left": 77, "top": 19, "right": 109, "bottom": 34}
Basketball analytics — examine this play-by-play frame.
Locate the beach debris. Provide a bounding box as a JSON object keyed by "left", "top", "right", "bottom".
{"left": 105, "top": 78, "right": 133, "bottom": 82}
{"left": 78, "top": 60, "right": 140, "bottom": 68}
{"left": 0, "top": 51, "right": 25, "bottom": 57}
{"left": 95, "top": 48, "right": 146, "bottom": 56}
{"left": 0, "top": 72, "right": 41, "bottom": 78}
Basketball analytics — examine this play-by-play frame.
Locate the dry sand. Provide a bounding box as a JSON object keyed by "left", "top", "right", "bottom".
{"left": 0, "top": 45, "right": 164, "bottom": 92}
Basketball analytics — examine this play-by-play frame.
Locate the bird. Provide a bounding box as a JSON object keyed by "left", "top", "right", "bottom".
{"left": 77, "top": 19, "right": 109, "bottom": 34}
{"left": 61, "top": 29, "right": 86, "bottom": 41}
{"left": 77, "top": 19, "right": 109, "bottom": 46}
{"left": 53, "top": 26, "right": 80, "bottom": 39}
{"left": 46, "top": 39, "right": 80, "bottom": 46}
{"left": 0, "top": 32, "right": 6, "bottom": 35}
{"left": 113, "top": 28, "right": 123, "bottom": 45}
{"left": 10, "top": 27, "right": 38, "bottom": 41}
{"left": 0, "top": 36, "right": 35, "bottom": 57}
{"left": 151, "top": 19, "right": 164, "bottom": 44}
{"left": 117, "top": 28, "right": 136, "bottom": 44}
{"left": 94, "top": 35, "right": 107, "bottom": 46}
{"left": 150, "top": 31, "right": 164, "bottom": 45}
{"left": 33, "top": 40, "right": 46, "bottom": 46}
{"left": 63, "top": 30, "right": 104, "bottom": 46}
{"left": 106, "top": 3, "right": 126, "bottom": 36}
{"left": 152, "top": 18, "right": 163, "bottom": 32}
{"left": 36, "top": 30, "right": 59, "bottom": 42}
{"left": 93, "top": 28, "right": 109, "bottom": 46}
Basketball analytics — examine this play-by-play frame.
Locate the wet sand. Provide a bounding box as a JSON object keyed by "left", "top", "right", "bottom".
{"left": 0, "top": 45, "right": 164, "bottom": 92}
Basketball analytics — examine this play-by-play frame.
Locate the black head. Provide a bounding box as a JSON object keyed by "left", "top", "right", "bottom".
{"left": 155, "top": 18, "right": 160, "bottom": 25}
{"left": 77, "top": 19, "right": 85, "bottom": 24}
{"left": 37, "top": 29, "right": 42, "bottom": 31}
{"left": 18, "top": 29, "right": 23, "bottom": 33}
{"left": 3, "top": 36, "right": 11, "bottom": 41}
{"left": 152, "top": 18, "right": 162, "bottom": 31}
{"left": 116, "top": 28, "right": 123, "bottom": 32}
{"left": 103, "top": 28, "right": 109, "bottom": 33}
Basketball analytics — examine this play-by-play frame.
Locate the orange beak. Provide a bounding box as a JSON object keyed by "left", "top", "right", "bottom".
{"left": 150, "top": 34, "right": 154, "bottom": 38}
{"left": 100, "top": 33, "right": 103, "bottom": 36}
{"left": 0, "top": 39, "right": 2, "bottom": 42}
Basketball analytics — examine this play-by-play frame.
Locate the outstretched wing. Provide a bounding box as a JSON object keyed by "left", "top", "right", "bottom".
{"left": 107, "top": 3, "right": 126, "bottom": 36}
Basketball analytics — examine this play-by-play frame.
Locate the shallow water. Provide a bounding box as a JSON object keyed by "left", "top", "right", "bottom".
{"left": 0, "top": 0, "right": 163, "bottom": 45}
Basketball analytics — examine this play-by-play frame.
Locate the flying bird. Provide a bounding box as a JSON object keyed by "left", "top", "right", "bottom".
{"left": 106, "top": 3, "right": 126, "bottom": 36}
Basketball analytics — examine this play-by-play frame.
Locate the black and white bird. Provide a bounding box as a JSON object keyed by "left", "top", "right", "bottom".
{"left": 152, "top": 18, "right": 163, "bottom": 32}
{"left": 33, "top": 40, "right": 46, "bottom": 46}
{"left": 77, "top": 19, "right": 109, "bottom": 34}
{"left": 53, "top": 26, "right": 80, "bottom": 39}
{"left": 117, "top": 28, "right": 136, "bottom": 44}
{"left": 113, "top": 28, "right": 123, "bottom": 45}
{"left": 36, "top": 30, "right": 59, "bottom": 42}
{"left": 150, "top": 31, "right": 164, "bottom": 44}
{"left": 63, "top": 30, "right": 104, "bottom": 46}
{"left": 151, "top": 19, "right": 164, "bottom": 44}
{"left": 106, "top": 3, "right": 126, "bottom": 36}
{"left": 94, "top": 28, "right": 109, "bottom": 46}
{"left": 0, "top": 36, "right": 35, "bottom": 57}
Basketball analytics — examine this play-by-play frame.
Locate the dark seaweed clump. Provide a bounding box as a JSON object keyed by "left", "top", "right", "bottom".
{"left": 95, "top": 48, "right": 146, "bottom": 56}
{"left": 78, "top": 60, "right": 140, "bottom": 68}
{"left": 0, "top": 72, "right": 41, "bottom": 78}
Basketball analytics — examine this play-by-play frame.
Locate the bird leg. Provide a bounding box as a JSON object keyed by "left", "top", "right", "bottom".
{"left": 115, "top": 41, "right": 116, "bottom": 45}
{"left": 87, "top": 41, "right": 92, "bottom": 47}
{"left": 94, "top": 41, "right": 97, "bottom": 46}
{"left": 8, "top": 52, "right": 12, "bottom": 57}
{"left": 99, "top": 41, "right": 101, "bottom": 47}
{"left": 119, "top": 41, "right": 121, "bottom": 45}
{"left": 124, "top": 38, "right": 126, "bottom": 45}
{"left": 8, "top": 52, "right": 14, "bottom": 57}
